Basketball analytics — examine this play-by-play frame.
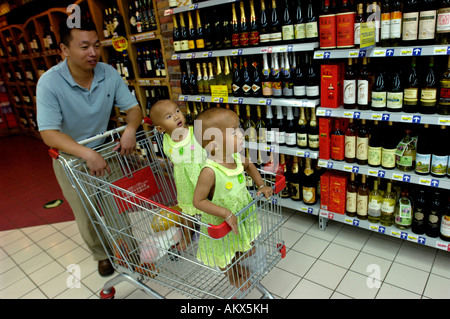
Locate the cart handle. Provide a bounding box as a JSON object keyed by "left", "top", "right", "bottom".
{"left": 48, "top": 125, "right": 129, "bottom": 159}
{"left": 207, "top": 174, "right": 286, "bottom": 239}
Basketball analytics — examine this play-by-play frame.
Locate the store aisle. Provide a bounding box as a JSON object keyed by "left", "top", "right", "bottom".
{"left": 1, "top": 210, "right": 449, "bottom": 299}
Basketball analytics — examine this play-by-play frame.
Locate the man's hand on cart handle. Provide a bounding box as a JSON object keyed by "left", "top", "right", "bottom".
{"left": 85, "top": 148, "right": 111, "bottom": 177}
{"left": 112, "top": 126, "right": 137, "bottom": 156}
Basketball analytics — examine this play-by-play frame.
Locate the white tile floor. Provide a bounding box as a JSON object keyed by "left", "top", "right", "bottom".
{"left": 1, "top": 209, "right": 449, "bottom": 299}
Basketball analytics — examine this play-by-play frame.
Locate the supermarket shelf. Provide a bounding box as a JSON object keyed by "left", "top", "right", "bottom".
{"left": 164, "top": 0, "right": 239, "bottom": 15}
{"left": 245, "top": 141, "right": 319, "bottom": 159}
{"left": 319, "top": 210, "right": 450, "bottom": 252}
{"left": 313, "top": 44, "right": 450, "bottom": 60}
{"left": 316, "top": 106, "right": 450, "bottom": 126}
{"left": 317, "top": 158, "right": 450, "bottom": 190}
{"left": 178, "top": 94, "right": 320, "bottom": 108}
{"left": 171, "top": 42, "right": 319, "bottom": 60}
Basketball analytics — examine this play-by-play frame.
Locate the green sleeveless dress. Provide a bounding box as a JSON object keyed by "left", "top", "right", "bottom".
{"left": 197, "top": 153, "right": 261, "bottom": 269}
{"left": 163, "top": 126, "right": 206, "bottom": 216}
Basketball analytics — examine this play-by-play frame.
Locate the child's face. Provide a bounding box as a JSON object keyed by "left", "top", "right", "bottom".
{"left": 155, "top": 103, "right": 185, "bottom": 135}
{"left": 223, "top": 113, "right": 244, "bottom": 155}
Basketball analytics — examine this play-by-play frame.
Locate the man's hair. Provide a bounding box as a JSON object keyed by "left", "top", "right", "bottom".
{"left": 59, "top": 17, "right": 98, "bottom": 47}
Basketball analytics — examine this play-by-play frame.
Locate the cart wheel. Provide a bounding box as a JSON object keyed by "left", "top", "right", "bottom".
{"left": 277, "top": 243, "right": 286, "bottom": 259}
{"left": 100, "top": 287, "right": 116, "bottom": 299}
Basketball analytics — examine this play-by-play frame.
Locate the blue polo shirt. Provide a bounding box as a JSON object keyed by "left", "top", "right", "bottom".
{"left": 36, "top": 59, "right": 138, "bottom": 148}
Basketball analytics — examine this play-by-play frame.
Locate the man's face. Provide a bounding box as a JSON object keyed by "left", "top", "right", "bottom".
{"left": 61, "top": 29, "right": 100, "bottom": 73}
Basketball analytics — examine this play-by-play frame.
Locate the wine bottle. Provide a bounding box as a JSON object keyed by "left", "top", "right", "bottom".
{"left": 395, "top": 129, "right": 416, "bottom": 172}
{"left": 179, "top": 13, "right": 190, "bottom": 52}
{"left": 420, "top": 56, "right": 438, "bottom": 114}
{"left": 436, "top": 0, "right": 450, "bottom": 44}
{"left": 279, "top": 154, "right": 290, "bottom": 198}
{"left": 172, "top": 14, "right": 181, "bottom": 53}
{"left": 252, "top": 59, "right": 262, "bottom": 97}
{"left": 306, "top": 0, "right": 319, "bottom": 42}
{"left": 240, "top": 1, "right": 250, "bottom": 47}
{"left": 302, "top": 158, "right": 317, "bottom": 205}
{"left": 275, "top": 105, "right": 286, "bottom": 145}
{"left": 402, "top": 0, "right": 419, "bottom": 45}
{"left": 208, "top": 61, "right": 216, "bottom": 91}
{"left": 418, "top": 0, "right": 437, "bottom": 45}
{"left": 242, "top": 57, "right": 253, "bottom": 97}
{"left": 346, "top": 173, "right": 358, "bottom": 217}
{"left": 181, "top": 62, "right": 189, "bottom": 95}
{"left": 187, "top": 11, "right": 196, "bottom": 51}
{"left": 380, "top": 0, "right": 391, "bottom": 46}
{"left": 282, "top": 0, "right": 294, "bottom": 43}
{"left": 319, "top": 0, "right": 337, "bottom": 49}
{"left": 368, "top": 120, "right": 382, "bottom": 167}
{"left": 439, "top": 56, "right": 450, "bottom": 115}
{"left": 282, "top": 52, "right": 294, "bottom": 97}
{"left": 222, "top": 6, "right": 232, "bottom": 49}
{"left": 412, "top": 188, "right": 428, "bottom": 234}
{"left": 244, "top": 104, "right": 257, "bottom": 142}
{"left": 371, "top": 67, "right": 387, "bottom": 111}
{"left": 356, "top": 119, "right": 369, "bottom": 165}
{"left": 293, "top": 53, "right": 306, "bottom": 98}
{"left": 331, "top": 119, "right": 345, "bottom": 161}
{"left": 195, "top": 10, "right": 205, "bottom": 50}
{"left": 389, "top": 0, "right": 402, "bottom": 46}
{"left": 230, "top": 3, "right": 239, "bottom": 48}
{"left": 256, "top": 105, "right": 266, "bottom": 143}
{"left": 415, "top": 124, "right": 432, "bottom": 175}
{"left": 403, "top": 57, "right": 419, "bottom": 113}
{"left": 196, "top": 63, "right": 204, "bottom": 94}
{"left": 431, "top": 125, "right": 449, "bottom": 177}
{"left": 232, "top": 57, "right": 243, "bottom": 97}
{"left": 265, "top": 105, "right": 276, "bottom": 144}
{"left": 213, "top": 8, "right": 223, "bottom": 50}
{"left": 394, "top": 189, "right": 413, "bottom": 229}
{"left": 367, "top": 1, "right": 381, "bottom": 45}
{"left": 354, "top": 2, "right": 365, "bottom": 47}
{"left": 262, "top": 53, "right": 273, "bottom": 97}
{"left": 344, "top": 58, "right": 357, "bottom": 109}
{"left": 345, "top": 118, "right": 357, "bottom": 163}
{"left": 426, "top": 191, "right": 442, "bottom": 237}
{"left": 306, "top": 54, "right": 320, "bottom": 99}
{"left": 357, "top": 57, "right": 370, "bottom": 110}
{"left": 440, "top": 195, "right": 450, "bottom": 241}
{"left": 285, "top": 106, "right": 296, "bottom": 147}
{"left": 368, "top": 179, "right": 383, "bottom": 223}
{"left": 272, "top": 53, "right": 283, "bottom": 97}
{"left": 249, "top": 0, "right": 260, "bottom": 46}
{"left": 336, "top": 0, "right": 356, "bottom": 48}
{"left": 381, "top": 121, "right": 397, "bottom": 170}
{"left": 270, "top": 0, "right": 282, "bottom": 43}
{"left": 357, "top": 174, "right": 369, "bottom": 220}
{"left": 308, "top": 108, "right": 319, "bottom": 151}
{"left": 380, "top": 181, "right": 396, "bottom": 226}
{"left": 387, "top": 66, "right": 403, "bottom": 112}
{"left": 202, "top": 62, "right": 210, "bottom": 94}
{"left": 204, "top": 12, "right": 214, "bottom": 50}
{"left": 294, "top": 0, "right": 306, "bottom": 42}
{"left": 224, "top": 57, "right": 233, "bottom": 94}
{"left": 260, "top": 0, "right": 271, "bottom": 44}
{"left": 297, "top": 107, "right": 309, "bottom": 149}
{"left": 289, "top": 156, "right": 302, "bottom": 201}
{"left": 189, "top": 62, "right": 198, "bottom": 95}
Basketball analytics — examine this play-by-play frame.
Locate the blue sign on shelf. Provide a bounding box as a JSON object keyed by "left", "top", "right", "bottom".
{"left": 412, "top": 115, "right": 421, "bottom": 123}
{"left": 353, "top": 112, "right": 361, "bottom": 119}
{"left": 413, "top": 48, "right": 422, "bottom": 56}
{"left": 352, "top": 166, "right": 359, "bottom": 173}
{"left": 325, "top": 110, "right": 332, "bottom": 117}
{"left": 359, "top": 50, "right": 366, "bottom": 57}
{"left": 402, "top": 175, "right": 411, "bottom": 182}
{"left": 378, "top": 226, "right": 386, "bottom": 234}
{"left": 324, "top": 52, "right": 331, "bottom": 59}
{"left": 353, "top": 220, "right": 360, "bottom": 227}
{"left": 400, "top": 232, "right": 408, "bottom": 240}
{"left": 378, "top": 170, "right": 385, "bottom": 178}
{"left": 386, "top": 49, "right": 395, "bottom": 56}
{"left": 418, "top": 237, "right": 426, "bottom": 245}
{"left": 431, "top": 179, "right": 440, "bottom": 187}
{"left": 382, "top": 113, "right": 390, "bottom": 121}
{"left": 327, "top": 162, "right": 334, "bottom": 169}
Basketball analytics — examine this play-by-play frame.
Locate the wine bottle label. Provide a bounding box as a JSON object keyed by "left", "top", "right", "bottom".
{"left": 250, "top": 31, "right": 260, "bottom": 45}
{"left": 441, "top": 215, "right": 450, "bottom": 237}
{"left": 415, "top": 153, "right": 431, "bottom": 173}
{"left": 390, "top": 11, "right": 402, "bottom": 38}
{"left": 242, "top": 84, "right": 252, "bottom": 93}
{"left": 440, "top": 86, "right": 450, "bottom": 105}
{"left": 302, "top": 186, "right": 316, "bottom": 204}
{"left": 356, "top": 136, "right": 368, "bottom": 160}
{"left": 180, "top": 40, "right": 189, "bottom": 51}
{"left": 431, "top": 154, "right": 448, "bottom": 175}
{"left": 294, "top": 85, "right": 306, "bottom": 97}
{"left": 260, "top": 33, "right": 271, "bottom": 43}
{"left": 404, "top": 88, "right": 418, "bottom": 104}
{"left": 240, "top": 32, "right": 250, "bottom": 46}
{"left": 286, "top": 133, "right": 296, "bottom": 146}
{"left": 290, "top": 183, "right": 301, "bottom": 200}
{"left": 306, "top": 86, "right": 319, "bottom": 97}
{"left": 282, "top": 25, "right": 295, "bottom": 41}
{"left": 196, "top": 39, "right": 205, "bottom": 49}
{"left": 336, "top": 12, "right": 355, "bottom": 48}
{"left": 270, "top": 32, "right": 282, "bottom": 42}
{"left": 419, "top": 10, "right": 437, "bottom": 40}
{"left": 382, "top": 148, "right": 396, "bottom": 168}
{"left": 381, "top": 13, "right": 391, "bottom": 40}
{"left": 371, "top": 91, "right": 387, "bottom": 107}
{"left": 369, "top": 198, "right": 381, "bottom": 213}
{"left": 232, "top": 33, "right": 240, "bottom": 47}
{"left": 283, "top": 82, "right": 294, "bottom": 96}
{"left": 357, "top": 194, "right": 368, "bottom": 216}
{"left": 387, "top": 92, "right": 403, "bottom": 109}
{"left": 344, "top": 80, "right": 356, "bottom": 104}
{"left": 368, "top": 146, "right": 382, "bottom": 166}
{"left": 357, "top": 80, "right": 369, "bottom": 105}
{"left": 306, "top": 21, "right": 318, "bottom": 38}
{"left": 297, "top": 133, "right": 308, "bottom": 147}
{"left": 345, "top": 135, "right": 356, "bottom": 159}
{"left": 420, "top": 88, "right": 437, "bottom": 104}
{"left": 276, "top": 131, "right": 286, "bottom": 144}
{"left": 396, "top": 200, "right": 413, "bottom": 226}
{"left": 437, "top": 8, "right": 450, "bottom": 33}
{"left": 232, "top": 83, "right": 241, "bottom": 93}
{"left": 262, "top": 81, "right": 273, "bottom": 96}
{"left": 381, "top": 200, "right": 395, "bottom": 214}
{"left": 319, "top": 14, "right": 337, "bottom": 48}
{"left": 294, "top": 23, "right": 306, "bottom": 40}
{"left": 402, "top": 12, "right": 419, "bottom": 41}
{"left": 354, "top": 22, "right": 360, "bottom": 45}
{"left": 346, "top": 191, "right": 357, "bottom": 213}
{"left": 396, "top": 154, "right": 413, "bottom": 167}
{"left": 173, "top": 40, "right": 181, "bottom": 52}
{"left": 266, "top": 130, "right": 276, "bottom": 143}
{"left": 252, "top": 84, "right": 261, "bottom": 94}
{"left": 137, "top": 22, "right": 142, "bottom": 33}
{"left": 272, "top": 81, "right": 282, "bottom": 96}
{"left": 331, "top": 134, "right": 345, "bottom": 160}
{"left": 308, "top": 134, "right": 320, "bottom": 148}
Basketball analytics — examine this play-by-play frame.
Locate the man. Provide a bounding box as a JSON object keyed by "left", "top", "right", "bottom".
{"left": 36, "top": 18, "right": 142, "bottom": 276}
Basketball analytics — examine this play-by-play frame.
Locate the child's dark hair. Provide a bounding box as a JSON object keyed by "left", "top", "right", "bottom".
{"left": 59, "top": 16, "right": 98, "bottom": 47}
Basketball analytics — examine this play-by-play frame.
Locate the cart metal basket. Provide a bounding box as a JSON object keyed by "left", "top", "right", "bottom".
{"left": 50, "top": 126, "right": 286, "bottom": 299}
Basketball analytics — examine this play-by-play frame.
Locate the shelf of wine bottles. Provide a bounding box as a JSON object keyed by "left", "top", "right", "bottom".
{"left": 164, "top": 0, "right": 241, "bottom": 16}
{"left": 314, "top": 45, "right": 450, "bottom": 60}
{"left": 316, "top": 106, "right": 450, "bottom": 126}
{"left": 317, "top": 158, "right": 450, "bottom": 190}
{"left": 179, "top": 94, "right": 319, "bottom": 107}
{"left": 250, "top": 189, "right": 321, "bottom": 215}
{"left": 320, "top": 209, "right": 450, "bottom": 252}
{"left": 246, "top": 141, "right": 319, "bottom": 159}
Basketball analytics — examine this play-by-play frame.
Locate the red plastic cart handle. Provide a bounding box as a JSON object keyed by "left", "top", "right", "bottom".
{"left": 48, "top": 148, "right": 60, "bottom": 159}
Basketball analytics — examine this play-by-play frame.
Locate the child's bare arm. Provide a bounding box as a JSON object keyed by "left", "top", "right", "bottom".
{"left": 242, "top": 156, "right": 273, "bottom": 198}
{"left": 193, "top": 168, "right": 238, "bottom": 234}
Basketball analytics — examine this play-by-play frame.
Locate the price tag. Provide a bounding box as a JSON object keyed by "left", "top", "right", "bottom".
{"left": 320, "top": 210, "right": 332, "bottom": 218}
{"left": 178, "top": 95, "right": 185, "bottom": 101}
{"left": 407, "top": 234, "right": 419, "bottom": 243}
{"left": 164, "top": 8, "right": 173, "bottom": 16}
{"left": 371, "top": 113, "right": 382, "bottom": 120}
{"left": 316, "top": 109, "right": 327, "bottom": 116}
{"left": 436, "top": 241, "right": 450, "bottom": 251}
{"left": 373, "top": 49, "right": 386, "bottom": 57}
{"left": 434, "top": 46, "right": 448, "bottom": 55}
{"left": 392, "top": 173, "right": 404, "bottom": 181}
{"left": 419, "top": 178, "right": 431, "bottom": 186}
{"left": 400, "top": 48, "right": 413, "bottom": 56}
{"left": 438, "top": 117, "right": 450, "bottom": 125}
{"left": 368, "top": 169, "right": 379, "bottom": 177}
{"left": 112, "top": 36, "right": 128, "bottom": 52}
{"left": 348, "top": 50, "right": 360, "bottom": 58}
{"left": 210, "top": 85, "right": 228, "bottom": 102}
{"left": 343, "top": 111, "right": 354, "bottom": 118}
{"left": 401, "top": 115, "right": 413, "bottom": 122}
{"left": 314, "top": 52, "right": 324, "bottom": 59}
{"left": 318, "top": 159, "right": 329, "bottom": 168}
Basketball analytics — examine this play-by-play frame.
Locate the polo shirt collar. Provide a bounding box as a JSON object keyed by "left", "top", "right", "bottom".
{"left": 59, "top": 58, "right": 105, "bottom": 89}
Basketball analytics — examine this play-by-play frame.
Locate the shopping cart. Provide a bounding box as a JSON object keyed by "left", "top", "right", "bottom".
{"left": 50, "top": 125, "right": 286, "bottom": 299}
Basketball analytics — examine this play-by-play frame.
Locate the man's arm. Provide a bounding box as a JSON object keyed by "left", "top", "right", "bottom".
{"left": 40, "top": 130, "right": 111, "bottom": 176}
{"left": 113, "top": 105, "right": 142, "bottom": 156}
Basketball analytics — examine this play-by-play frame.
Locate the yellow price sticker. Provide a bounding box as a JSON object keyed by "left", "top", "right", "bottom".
{"left": 210, "top": 85, "right": 229, "bottom": 102}
{"left": 360, "top": 22, "right": 375, "bottom": 49}
{"left": 112, "top": 36, "right": 128, "bottom": 52}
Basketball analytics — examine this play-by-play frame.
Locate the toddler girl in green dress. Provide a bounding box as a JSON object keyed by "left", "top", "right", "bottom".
{"left": 192, "top": 107, "right": 273, "bottom": 291}
{"left": 149, "top": 100, "right": 206, "bottom": 251}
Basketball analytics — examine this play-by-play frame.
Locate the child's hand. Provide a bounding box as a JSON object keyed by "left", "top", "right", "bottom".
{"left": 257, "top": 185, "right": 273, "bottom": 199}
{"left": 224, "top": 209, "right": 238, "bottom": 235}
